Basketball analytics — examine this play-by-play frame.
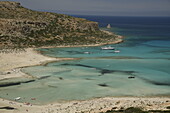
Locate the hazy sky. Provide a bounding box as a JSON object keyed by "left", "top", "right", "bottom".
{"left": 3, "top": 0, "right": 170, "bottom": 16}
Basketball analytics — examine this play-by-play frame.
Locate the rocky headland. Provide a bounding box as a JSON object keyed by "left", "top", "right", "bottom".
{"left": 0, "top": 1, "right": 122, "bottom": 51}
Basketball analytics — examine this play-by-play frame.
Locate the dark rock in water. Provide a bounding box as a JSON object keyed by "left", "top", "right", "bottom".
{"left": 98, "top": 83, "right": 109, "bottom": 87}
{"left": 85, "top": 78, "right": 94, "bottom": 80}
{"left": 7, "top": 72, "right": 11, "bottom": 74}
{"left": 138, "top": 77, "right": 170, "bottom": 86}
{"left": 100, "top": 69, "right": 136, "bottom": 75}
{"left": 0, "top": 106, "right": 16, "bottom": 110}
{"left": 101, "top": 69, "right": 115, "bottom": 75}
{"left": 151, "top": 82, "right": 170, "bottom": 86}
{"left": 128, "top": 76, "right": 135, "bottom": 79}
{"left": 58, "top": 77, "right": 63, "bottom": 80}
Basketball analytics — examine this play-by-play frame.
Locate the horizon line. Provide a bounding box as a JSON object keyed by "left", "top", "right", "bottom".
{"left": 38, "top": 9, "right": 170, "bottom": 18}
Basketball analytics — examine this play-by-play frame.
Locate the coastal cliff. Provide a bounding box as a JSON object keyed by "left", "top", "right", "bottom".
{"left": 0, "top": 1, "right": 118, "bottom": 50}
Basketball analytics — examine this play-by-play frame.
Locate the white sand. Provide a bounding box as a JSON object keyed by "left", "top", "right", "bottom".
{"left": 0, "top": 48, "right": 57, "bottom": 80}
{"left": 0, "top": 97, "right": 170, "bottom": 113}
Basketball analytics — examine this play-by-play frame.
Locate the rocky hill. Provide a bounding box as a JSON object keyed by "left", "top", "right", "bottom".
{"left": 0, "top": 1, "right": 117, "bottom": 50}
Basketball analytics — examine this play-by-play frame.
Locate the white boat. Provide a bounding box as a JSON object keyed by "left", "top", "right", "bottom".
{"left": 84, "top": 52, "right": 90, "bottom": 54}
{"left": 101, "top": 46, "right": 115, "bottom": 50}
{"left": 14, "top": 97, "right": 21, "bottom": 101}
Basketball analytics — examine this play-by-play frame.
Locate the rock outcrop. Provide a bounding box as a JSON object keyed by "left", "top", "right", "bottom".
{"left": 0, "top": 1, "right": 116, "bottom": 49}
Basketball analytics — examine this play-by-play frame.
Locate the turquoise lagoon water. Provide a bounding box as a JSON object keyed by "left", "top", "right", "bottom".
{"left": 0, "top": 16, "right": 170, "bottom": 104}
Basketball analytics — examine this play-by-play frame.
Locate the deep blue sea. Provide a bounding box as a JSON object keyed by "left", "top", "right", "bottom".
{"left": 0, "top": 16, "right": 170, "bottom": 104}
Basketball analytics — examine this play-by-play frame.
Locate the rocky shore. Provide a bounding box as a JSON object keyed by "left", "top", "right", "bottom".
{"left": 0, "top": 1, "right": 120, "bottom": 50}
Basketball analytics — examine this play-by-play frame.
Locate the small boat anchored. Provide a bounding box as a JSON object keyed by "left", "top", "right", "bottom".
{"left": 14, "top": 97, "right": 21, "bottom": 101}
{"left": 101, "top": 46, "right": 115, "bottom": 50}
{"left": 84, "top": 52, "right": 90, "bottom": 54}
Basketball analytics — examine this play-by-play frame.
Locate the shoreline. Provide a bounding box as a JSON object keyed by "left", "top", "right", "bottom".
{"left": 0, "top": 48, "right": 58, "bottom": 80}
{"left": 0, "top": 32, "right": 170, "bottom": 112}
{"left": 39, "top": 35, "right": 124, "bottom": 49}
{"left": 0, "top": 30, "right": 123, "bottom": 80}
{"left": 0, "top": 97, "right": 170, "bottom": 113}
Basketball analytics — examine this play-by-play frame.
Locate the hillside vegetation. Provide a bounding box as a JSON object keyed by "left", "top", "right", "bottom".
{"left": 0, "top": 1, "right": 117, "bottom": 50}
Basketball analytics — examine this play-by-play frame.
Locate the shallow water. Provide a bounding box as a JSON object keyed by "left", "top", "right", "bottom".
{"left": 0, "top": 16, "right": 170, "bottom": 104}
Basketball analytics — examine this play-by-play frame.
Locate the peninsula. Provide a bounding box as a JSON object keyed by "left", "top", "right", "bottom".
{"left": 0, "top": 1, "right": 122, "bottom": 51}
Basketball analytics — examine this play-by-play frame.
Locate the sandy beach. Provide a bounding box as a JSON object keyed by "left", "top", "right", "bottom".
{"left": 0, "top": 97, "right": 170, "bottom": 113}
{"left": 0, "top": 48, "right": 57, "bottom": 81}
{"left": 0, "top": 36, "right": 170, "bottom": 113}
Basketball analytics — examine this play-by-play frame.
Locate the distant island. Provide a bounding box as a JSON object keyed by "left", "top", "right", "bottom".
{"left": 0, "top": 1, "right": 122, "bottom": 51}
